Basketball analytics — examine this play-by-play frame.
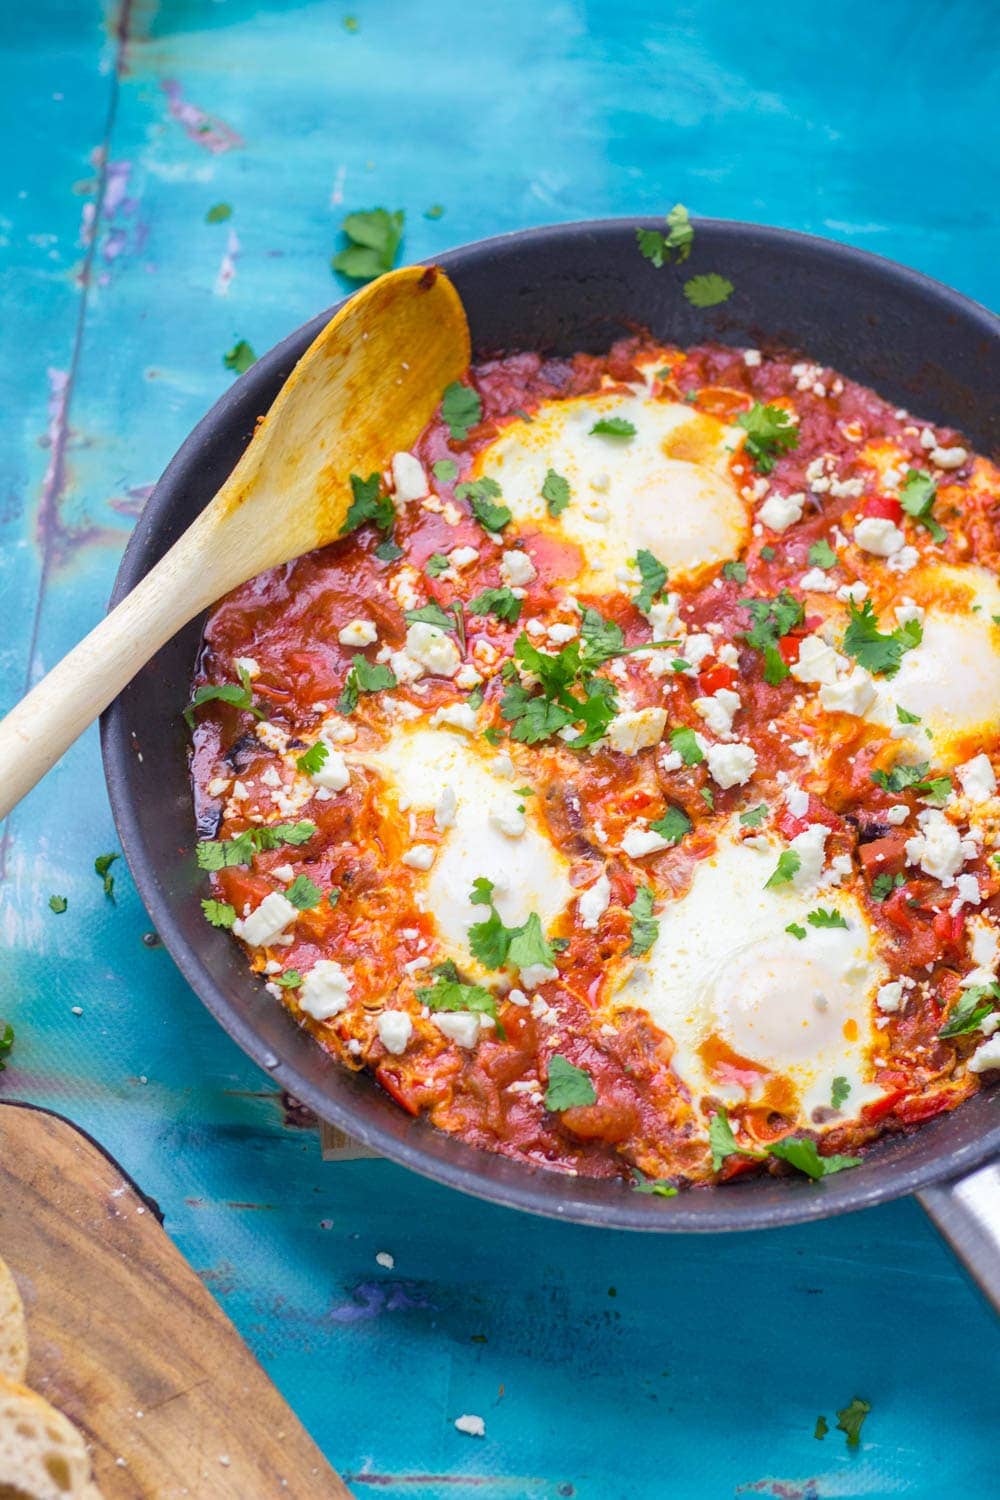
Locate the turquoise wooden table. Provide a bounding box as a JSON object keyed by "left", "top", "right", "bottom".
{"left": 2, "top": 2, "right": 998, "bottom": 1495}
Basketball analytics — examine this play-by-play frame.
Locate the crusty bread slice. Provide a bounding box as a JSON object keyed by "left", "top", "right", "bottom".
{"left": 0, "top": 1373, "right": 93, "bottom": 1498}
{"left": 0, "top": 1259, "right": 27, "bottom": 1384}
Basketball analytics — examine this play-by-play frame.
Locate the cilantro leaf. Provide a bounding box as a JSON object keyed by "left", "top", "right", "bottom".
{"left": 405, "top": 602, "right": 456, "bottom": 632}
{"left": 341, "top": 472, "right": 394, "bottom": 535}
{"left": 709, "top": 1108, "right": 741, "bottom": 1171}
{"left": 0, "top": 1022, "right": 13, "bottom": 1072}
{"left": 870, "top": 760, "right": 930, "bottom": 794}
{"left": 544, "top": 1055, "right": 597, "bottom": 1111}
{"left": 338, "top": 656, "right": 396, "bottom": 714}
{"left": 184, "top": 663, "right": 264, "bottom": 729}
{"left": 590, "top": 417, "right": 636, "bottom": 438}
{"left": 739, "top": 803, "right": 769, "bottom": 828}
{"left": 831, "top": 1076, "right": 851, "bottom": 1109}
{"left": 206, "top": 202, "right": 232, "bottom": 223}
{"left": 441, "top": 381, "right": 482, "bottom": 441}
{"left": 374, "top": 537, "right": 403, "bottom": 563}
{"left": 636, "top": 204, "right": 693, "bottom": 267}
{"left": 296, "top": 742, "right": 329, "bottom": 776}
{"left": 418, "top": 977, "right": 503, "bottom": 1036}
{"left": 807, "top": 907, "right": 848, "bottom": 930}
{"left": 433, "top": 458, "right": 458, "bottom": 482}
{"left": 223, "top": 339, "right": 255, "bottom": 374}
{"left": 814, "top": 1416, "right": 829, "bottom": 1441}
{"left": 896, "top": 704, "right": 921, "bottom": 725}
{"left": 765, "top": 850, "right": 801, "bottom": 889}
{"left": 683, "top": 273, "right": 734, "bottom": 308}
{"left": 48, "top": 895, "right": 68, "bottom": 914}
{"left": 628, "top": 885, "right": 659, "bottom": 955}
{"left": 201, "top": 898, "right": 237, "bottom": 929}
{"left": 650, "top": 806, "right": 692, "bottom": 846}
{"left": 425, "top": 552, "right": 451, "bottom": 577}
{"left": 899, "top": 469, "right": 946, "bottom": 543}
{"left": 739, "top": 590, "right": 804, "bottom": 682}
{"left": 455, "top": 476, "right": 511, "bottom": 531}
{"left": 468, "top": 882, "right": 556, "bottom": 976}
{"left": 768, "top": 1137, "right": 862, "bottom": 1179}
{"left": 632, "top": 1175, "right": 678, "bottom": 1198}
{"left": 197, "top": 823, "right": 317, "bottom": 871}
{"left": 579, "top": 608, "right": 626, "bottom": 665}
{"left": 835, "top": 1398, "right": 871, "bottom": 1449}
{"left": 332, "top": 207, "right": 404, "bottom": 282}
{"left": 843, "top": 599, "right": 922, "bottom": 678}
{"left": 506, "top": 912, "right": 557, "bottom": 975}
{"left": 722, "top": 560, "right": 747, "bottom": 584}
{"left": 468, "top": 586, "right": 522, "bottom": 624}
{"left": 273, "top": 970, "right": 303, "bottom": 989}
{"left": 916, "top": 775, "right": 952, "bottom": 807}
{"left": 94, "top": 852, "right": 120, "bottom": 901}
{"left": 634, "top": 549, "right": 668, "bottom": 612}
{"left": 736, "top": 403, "right": 799, "bottom": 474}
{"left": 542, "top": 468, "right": 571, "bottom": 517}
{"left": 285, "top": 874, "right": 322, "bottom": 910}
{"left": 808, "top": 538, "right": 838, "bottom": 570}
{"left": 939, "top": 984, "right": 1000, "bottom": 1038}
{"left": 786, "top": 922, "right": 806, "bottom": 940}
{"left": 669, "top": 726, "right": 705, "bottom": 766}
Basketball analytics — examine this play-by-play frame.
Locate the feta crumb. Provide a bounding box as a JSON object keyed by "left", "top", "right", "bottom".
{"left": 682, "top": 633, "right": 714, "bottom": 669}
{"left": 647, "top": 596, "right": 681, "bottom": 642}
{"left": 930, "top": 444, "right": 967, "bottom": 470}
{"left": 547, "top": 622, "right": 578, "bottom": 644}
{"left": 454, "top": 1414, "right": 486, "bottom": 1438}
{"left": 876, "top": 981, "right": 903, "bottom": 1014}
{"left": 894, "top": 599, "right": 925, "bottom": 628}
{"left": 273, "top": 863, "right": 295, "bottom": 883}
{"left": 404, "top": 621, "right": 462, "bottom": 678}
{"left": 434, "top": 785, "right": 457, "bottom": 830}
{"left": 660, "top": 749, "right": 683, "bottom": 773}
{"left": 885, "top": 804, "right": 910, "bottom": 826}
{"left": 312, "top": 746, "right": 350, "bottom": 791}
{"left": 694, "top": 689, "right": 741, "bottom": 740}
{"left": 786, "top": 785, "right": 809, "bottom": 818}
{"left": 788, "top": 824, "right": 829, "bottom": 892}
{"left": 905, "top": 808, "right": 965, "bottom": 885}
{"left": 378, "top": 1010, "right": 413, "bottom": 1054}
{"left": 237, "top": 892, "right": 297, "bottom": 947}
{"left": 818, "top": 666, "right": 877, "bottom": 717}
{"left": 799, "top": 567, "right": 836, "bottom": 593}
{"left": 706, "top": 741, "right": 757, "bottom": 789}
{"left": 606, "top": 706, "right": 667, "bottom": 755}
{"left": 338, "top": 619, "right": 378, "bottom": 647}
{"left": 430, "top": 702, "right": 478, "bottom": 734}
{"left": 449, "top": 545, "right": 480, "bottom": 569}
{"left": 758, "top": 491, "right": 805, "bottom": 532}
{"left": 402, "top": 844, "right": 436, "bottom": 870}
{"left": 743, "top": 348, "right": 761, "bottom": 367}
{"left": 519, "top": 960, "right": 558, "bottom": 989}
{"left": 622, "top": 823, "right": 670, "bottom": 859}
{"left": 454, "top": 663, "right": 483, "bottom": 690}
{"left": 957, "top": 754, "right": 996, "bottom": 805}
{"left": 434, "top": 1013, "right": 482, "bottom": 1048}
{"left": 501, "top": 549, "right": 537, "bottom": 587}
{"left": 886, "top": 544, "right": 920, "bottom": 574}
{"left": 234, "top": 656, "right": 260, "bottom": 679}
{"left": 298, "top": 960, "right": 352, "bottom": 1020}
{"left": 967, "top": 1035, "right": 1000, "bottom": 1073}
{"left": 392, "top": 450, "right": 428, "bottom": 502}
{"left": 837, "top": 580, "right": 869, "bottom": 604}
{"left": 854, "top": 516, "right": 905, "bottom": 557}
{"left": 489, "top": 797, "right": 527, "bottom": 838}
{"left": 578, "top": 871, "right": 611, "bottom": 931}
{"left": 791, "top": 635, "right": 847, "bottom": 687}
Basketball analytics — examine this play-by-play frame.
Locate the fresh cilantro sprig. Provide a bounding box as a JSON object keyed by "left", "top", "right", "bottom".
{"left": 455, "top": 476, "right": 511, "bottom": 531}
{"left": 441, "top": 382, "right": 482, "bottom": 441}
{"left": 869, "top": 759, "right": 952, "bottom": 804}
{"left": 765, "top": 849, "right": 801, "bottom": 888}
{"left": 899, "top": 469, "right": 946, "bottom": 543}
{"left": 184, "top": 662, "right": 265, "bottom": 729}
{"left": 739, "top": 590, "right": 804, "bottom": 684}
{"left": 590, "top": 417, "right": 636, "bottom": 438}
{"left": 739, "top": 804, "right": 769, "bottom": 828}
{"left": 636, "top": 203, "right": 693, "bottom": 267}
{"left": 0, "top": 1022, "right": 13, "bottom": 1072}
{"left": 808, "top": 538, "right": 838, "bottom": 570}
{"left": 544, "top": 1055, "right": 597, "bottom": 1111}
{"left": 286, "top": 874, "right": 322, "bottom": 910}
{"left": 831, "top": 1076, "right": 851, "bottom": 1109}
{"left": 542, "top": 469, "right": 571, "bottom": 516}
{"left": 939, "top": 984, "right": 1000, "bottom": 1038}
{"left": 197, "top": 821, "right": 315, "bottom": 871}
{"left": 669, "top": 726, "right": 704, "bottom": 765}
{"left": 650, "top": 806, "right": 692, "bottom": 845}
{"left": 835, "top": 1398, "right": 871, "bottom": 1449}
{"left": 843, "top": 599, "right": 922, "bottom": 678}
{"left": 807, "top": 907, "right": 848, "bottom": 930}
{"left": 633, "top": 549, "right": 668, "bottom": 613}
{"left": 684, "top": 273, "right": 733, "bottom": 308}
{"left": 202, "top": 898, "right": 237, "bottom": 929}
{"left": 405, "top": 601, "right": 456, "bottom": 632}
{"left": 338, "top": 656, "right": 397, "bottom": 714}
{"left": 709, "top": 1107, "right": 860, "bottom": 1179}
{"left": 628, "top": 886, "right": 659, "bottom": 955}
{"left": 418, "top": 975, "right": 504, "bottom": 1038}
{"left": 467, "top": 878, "right": 558, "bottom": 976}
{"left": 94, "top": 852, "right": 120, "bottom": 901}
{"left": 223, "top": 339, "right": 256, "bottom": 374}
{"left": 736, "top": 403, "right": 799, "bottom": 474}
{"left": 332, "top": 208, "right": 404, "bottom": 282}
{"left": 341, "top": 472, "right": 395, "bottom": 535}
{"left": 468, "top": 586, "right": 522, "bottom": 624}
{"left": 49, "top": 894, "right": 68, "bottom": 914}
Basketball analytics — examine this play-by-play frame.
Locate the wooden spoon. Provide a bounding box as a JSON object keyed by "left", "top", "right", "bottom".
{"left": 0, "top": 265, "right": 470, "bottom": 820}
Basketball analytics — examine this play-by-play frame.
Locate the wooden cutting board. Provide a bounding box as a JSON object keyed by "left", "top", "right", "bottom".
{"left": 0, "top": 1101, "right": 350, "bottom": 1499}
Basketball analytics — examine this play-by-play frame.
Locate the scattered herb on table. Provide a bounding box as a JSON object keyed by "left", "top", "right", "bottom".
{"left": 331, "top": 208, "right": 404, "bottom": 282}
{"left": 223, "top": 339, "right": 255, "bottom": 374}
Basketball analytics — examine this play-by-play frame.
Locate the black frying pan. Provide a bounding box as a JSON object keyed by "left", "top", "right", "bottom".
{"left": 100, "top": 219, "right": 1000, "bottom": 1305}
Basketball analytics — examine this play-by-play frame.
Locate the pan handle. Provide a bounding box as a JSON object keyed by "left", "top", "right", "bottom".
{"left": 918, "top": 1162, "right": 1000, "bottom": 1314}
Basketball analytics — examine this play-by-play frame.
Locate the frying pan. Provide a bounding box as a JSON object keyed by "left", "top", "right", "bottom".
{"left": 100, "top": 219, "right": 1000, "bottom": 1305}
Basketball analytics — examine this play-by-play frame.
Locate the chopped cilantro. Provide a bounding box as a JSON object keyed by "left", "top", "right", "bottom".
{"left": 870, "top": 760, "right": 951, "bottom": 805}
{"left": 739, "top": 589, "right": 804, "bottom": 684}
{"left": 328, "top": 888, "right": 341, "bottom": 909}
{"left": 285, "top": 874, "right": 322, "bottom": 910}
{"left": 184, "top": 662, "right": 264, "bottom": 729}
{"left": 843, "top": 599, "right": 921, "bottom": 678}
{"left": 835, "top": 1398, "right": 871, "bottom": 1449}
{"left": 700, "top": 787, "right": 715, "bottom": 810}
{"left": 405, "top": 601, "right": 456, "bottom": 632}
{"left": 899, "top": 469, "right": 946, "bottom": 543}
{"left": 542, "top": 468, "right": 571, "bottom": 517}
{"left": 205, "top": 202, "right": 232, "bottom": 223}
{"left": 765, "top": 850, "right": 801, "bottom": 889}
{"left": 468, "top": 879, "right": 556, "bottom": 975}
{"left": 544, "top": 1055, "right": 597, "bottom": 1111}
{"left": 424, "top": 203, "right": 444, "bottom": 220}
{"left": 760, "top": 544, "right": 776, "bottom": 561}
{"left": 590, "top": 417, "right": 636, "bottom": 438}
{"left": 669, "top": 726, "right": 705, "bottom": 766}
{"left": 896, "top": 704, "right": 921, "bottom": 725}
{"left": 769, "top": 1137, "right": 862, "bottom": 1179}
{"left": 223, "top": 339, "right": 255, "bottom": 374}
{"left": 441, "top": 381, "right": 482, "bottom": 441}
{"left": 0, "top": 1022, "right": 13, "bottom": 1071}
{"left": 739, "top": 804, "right": 769, "bottom": 828}
{"left": 197, "top": 822, "right": 316, "bottom": 871}
{"left": 425, "top": 552, "right": 451, "bottom": 577}
{"left": 201, "top": 899, "right": 236, "bottom": 929}
{"left": 455, "top": 476, "right": 511, "bottom": 531}
{"left": 418, "top": 976, "right": 503, "bottom": 1036}
{"left": 786, "top": 922, "right": 806, "bottom": 940}
{"left": 628, "top": 885, "right": 659, "bottom": 955}
{"left": 871, "top": 871, "right": 905, "bottom": 901}
{"left": 374, "top": 537, "right": 404, "bottom": 563}
{"left": 48, "top": 895, "right": 68, "bottom": 914}
{"left": 831, "top": 1076, "right": 851, "bottom": 1109}
{"left": 433, "top": 458, "right": 458, "bottom": 482}
{"left": 632, "top": 1175, "right": 678, "bottom": 1198}
{"left": 634, "top": 549, "right": 668, "bottom": 612}
{"left": 274, "top": 970, "right": 303, "bottom": 989}
{"left": 468, "top": 586, "right": 522, "bottom": 624}
{"left": 341, "top": 472, "right": 394, "bottom": 535}
{"left": 808, "top": 907, "right": 848, "bottom": 929}
{"left": 636, "top": 203, "right": 693, "bottom": 267}
{"left": 808, "top": 538, "right": 838, "bottom": 570}
{"left": 650, "top": 806, "right": 692, "bottom": 846}
{"left": 683, "top": 273, "right": 734, "bottom": 308}
{"left": 332, "top": 207, "right": 404, "bottom": 282}
{"left": 939, "top": 984, "right": 999, "bottom": 1038}
{"left": 736, "top": 403, "right": 799, "bottom": 474}
{"left": 709, "top": 1108, "right": 741, "bottom": 1170}
{"left": 94, "top": 852, "right": 120, "bottom": 901}
{"left": 296, "top": 742, "right": 329, "bottom": 776}
{"left": 722, "top": 560, "right": 747, "bottom": 584}
{"left": 500, "top": 621, "right": 623, "bottom": 750}
{"left": 814, "top": 1416, "right": 829, "bottom": 1441}
{"left": 482, "top": 726, "right": 503, "bottom": 746}
{"left": 338, "top": 657, "right": 396, "bottom": 714}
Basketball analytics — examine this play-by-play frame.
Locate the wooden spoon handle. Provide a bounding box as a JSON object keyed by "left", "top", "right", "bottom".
{"left": 0, "top": 518, "right": 219, "bottom": 821}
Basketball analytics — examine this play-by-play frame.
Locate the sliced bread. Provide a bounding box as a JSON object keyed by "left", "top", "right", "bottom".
{"left": 0, "top": 1372, "right": 93, "bottom": 1498}
{"left": 0, "top": 1258, "right": 27, "bottom": 1384}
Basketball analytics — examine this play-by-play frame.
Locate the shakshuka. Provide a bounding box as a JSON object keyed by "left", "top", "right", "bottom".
{"left": 188, "top": 338, "right": 1000, "bottom": 1191}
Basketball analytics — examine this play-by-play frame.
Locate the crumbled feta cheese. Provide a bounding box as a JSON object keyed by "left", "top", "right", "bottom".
{"left": 391, "top": 450, "right": 428, "bottom": 502}
{"left": 682, "top": 633, "right": 714, "bottom": 669}
{"left": 489, "top": 796, "right": 527, "bottom": 838}
{"left": 785, "top": 785, "right": 809, "bottom": 818}
{"left": 694, "top": 689, "right": 741, "bottom": 739}
{"left": 434, "top": 1012, "right": 482, "bottom": 1048}
{"left": 402, "top": 844, "right": 436, "bottom": 870}
{"left": 894, "top": 598, "right": 925, "bottom": 629}
{"left": 500, "top": 549, "right": 537, "bottom": 587}
{"left": 606, "top": 706, "right": 668, "bottom": 755}
{"left": 647, "top": 596, "right": 681, "bottom": 642}
{"left": 234, "top": 655, "right": 260, "bottom": 679}
{"left": 717, "top": 643, "right": 739, "bottom": 668}
{"left": 788, "top": 824, "right": 829, "bottom": 892}
{"left": 659, "top": 749, "right": 683, "bottom": 773}
{"left": 799, "top": 567, "right": 836, "bottom": 593}
{"left": 919, "top": 426, "right": 936, "bottom": 450}
{"left": 388, "top": 565, "right": 423, "bottom": 612}
{"left": 207, "top": 776, "right": 231, "bottom": 797}
{"left": 273, "top": 863, "right": 295, "bottom": 883}
{"left": 338, "top": 619, "right": 378, "bottom": 648}
{"left": 312, "top": 746, "right": 350, "bottom": 791}
{"left": 791, "top": 635, "right": 847, "bottom": 687}
{"left": 706, "top": 740, "right": 757, "bottom": 789}
{"left": 886, "top": 544, "right": 920, "bottom": 574}
{"left": 758, "top": 491, "right": 805, "bottom": 532}
{"left": 957, "top": 754, "right": 996, "bottom": 805}
{"left": 434, "top": 785, "right": 457, "bottom": 831}
{"left": 454, "top": 664, "right": 483, "bottom": 690}
{"left": 743, "top": 348, "right": 762, "bottom": 367}
{"left": 298, "top": 960, "right": 352, "bottom": 1020}
{"left": 519, "top": 960, "right": 559, "bottom": 989}
{"left": 454, "top": 1414, "right": 486, "bottom": 1438}
{"left": 930, "top": 444, "right": 967, "bottom": 470}
{"left": 547, "top": 622, "right": 578, "bottom": 644}
{"left": 818, "top": 666, "right": 877, "bottom": 717}
{"left": 854, "top": 516, "right": 905, "bottom": 557}
{"left": 404, "top": 621, "right": 462, "bottom": 678}
{"left": 951, "top": 872, "right": 982, "bottom": 910}
{"left": 837, "top": 580, "right": 868, "bottom": 604}
{"left": 430, "top": 702, "right": 478, "bottom": 734}
{"left": 321, "top": 716, "right": 357, "bottom": 744}
{"left": 237, "top": 892, "right": 297, "bottom": 947}
{"left": 449, "top": 545, "right": 480, "bottom": 569}
{"left": 876, "top": 981, "right": 903, "bottom": 1014}
{"left": 905, "top": 808, "right": 965, "bottom": 885}
{"left": 885, "top": 804, "right": 910, "bottom": 826}
{"left": 378, "top": 1011, "right": 413, "bottom": 1054}
{"left": 578, "top": 871, "right": 611, "bottom": 931}
{"left": 967, "top": 1035, "right": 1000, "bottom": 1073}
{"left": 622, "top": 823, "right": 670, "bottom": 859}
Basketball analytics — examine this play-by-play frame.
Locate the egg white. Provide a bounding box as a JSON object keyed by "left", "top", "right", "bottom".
{"left": 864, "top": 564, "right": 1000, "bottom": 766}
{"left": 473, "top": 389, "right": 748, "bottom": 592}
{"left": 610, "top": 824, "right": 887, "bottom": 1127}
{"left": 359, "top": 721, "right": 571, "bottom": 968}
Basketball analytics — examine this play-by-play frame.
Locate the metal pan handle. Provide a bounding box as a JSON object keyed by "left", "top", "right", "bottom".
{"left": 918, "top": 1162, "right": 1000, "bottom": 1314}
